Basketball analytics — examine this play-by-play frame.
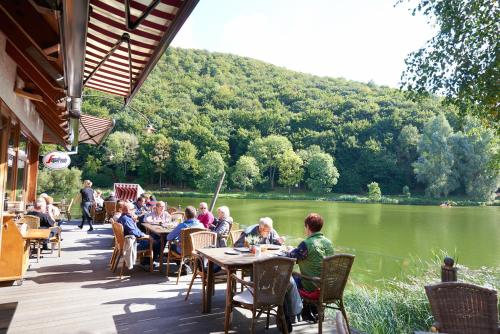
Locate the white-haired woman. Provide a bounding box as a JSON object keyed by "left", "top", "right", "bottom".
{"left": 234, "top": 217, "right": 284, "bottom": 247}
{"left": 209, "top": 206, "right": 233, "bottom": 247}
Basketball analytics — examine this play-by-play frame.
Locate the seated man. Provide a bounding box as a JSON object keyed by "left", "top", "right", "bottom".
{"left": 94, "top": 190, "right": 104, "bottom": 210}
{"left": 197, "top": 202, "right": 214, "bottom": 228}
{"left": 144, "top": 201, "right": 171, "bottom": 225}
{"left": 287, "top": 213, "right": 334, "bottom": 322}
{"left": 118, "top": 202, "right": 160, "bottom": 266}
{"left": 26, "top": 199, "right": 58, "bottom": 250}
{"left": 105, "top": 191, "right": 117, "bottom": 202}
{"left": 234, "top": 217, "right": 284, "bottom": 247}
{"left": 167, "top": 206, "right": 204, "bottom": 254}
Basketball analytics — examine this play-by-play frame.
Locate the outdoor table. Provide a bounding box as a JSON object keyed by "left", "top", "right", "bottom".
{"left": 196, "top": 247, "right": 282, "bottom": 333}
{"left": 22, "top": 229, "right": 51, "bottom": 263}
{"left": 142, "top": 222, "right": 175, "bottom": 273}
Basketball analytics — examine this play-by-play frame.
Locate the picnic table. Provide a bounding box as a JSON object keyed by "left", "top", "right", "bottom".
{"left": 196, "top": 246, "right": 283, "bottom": 333}
{"left": 23, "top": 228, "right": 51, "bottom": 262}
{"left": 142, "top": 222, "right": 175, "bottom": 272}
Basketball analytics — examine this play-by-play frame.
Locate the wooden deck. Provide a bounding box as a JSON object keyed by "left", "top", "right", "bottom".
{"left": 0, "top": 221, "right": 342, "bottom": 333}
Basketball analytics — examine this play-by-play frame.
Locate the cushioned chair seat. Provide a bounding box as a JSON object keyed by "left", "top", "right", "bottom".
{"left": 233, "top": 288, "right": 254, "bottom": 304}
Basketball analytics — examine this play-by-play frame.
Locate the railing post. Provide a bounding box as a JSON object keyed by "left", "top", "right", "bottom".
{"left": 441, "top": 256, "right": 457, "bottom": 282}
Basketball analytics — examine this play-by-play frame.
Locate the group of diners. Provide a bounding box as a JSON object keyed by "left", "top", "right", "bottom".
{"left": 24, "top": 193, "right": 64, "bottom": 250}
{"left": 109, "top": 192, "right": 333, "bottom": 331}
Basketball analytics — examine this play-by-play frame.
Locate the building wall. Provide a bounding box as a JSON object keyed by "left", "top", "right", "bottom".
{"left": 0, "top": 31, "right": 44, "bottom": 144}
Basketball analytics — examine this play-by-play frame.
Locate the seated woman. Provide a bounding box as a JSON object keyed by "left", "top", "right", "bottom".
{"left": 44, "top": 195, "right": 61, "bottom": 223}
{"left": 94, "top": 190, "right": 104, "bottom": 210}
{"left": 167, "top": 206, "right": 204, "bottom": 254}
{"left": 287, "top": 213, "right": 334, "bottom": 322}
{"left": 209, "top": 206, "right": 233, "bottom": 247}
{"left": 234, "top": 217, "right": 283, "bottom": 247}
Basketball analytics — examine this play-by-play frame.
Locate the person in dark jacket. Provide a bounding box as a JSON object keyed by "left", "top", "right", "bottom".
{"left": 27, "top": 199, "right": 57, "bottom": 249}
{"left": 79, "top": 179, "right": 95, "bottom": 231}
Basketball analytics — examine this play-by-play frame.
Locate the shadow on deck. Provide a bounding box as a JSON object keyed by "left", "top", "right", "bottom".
{"left": 0, "top": 221, "right": 347, "bottom": 333}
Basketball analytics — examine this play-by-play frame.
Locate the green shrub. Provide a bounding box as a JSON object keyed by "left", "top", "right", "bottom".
{"left": 37, "top": 167, "right": 82, "bottom": 198}
{"left": 368, "top": 182, "right": 382, "bottom": 202}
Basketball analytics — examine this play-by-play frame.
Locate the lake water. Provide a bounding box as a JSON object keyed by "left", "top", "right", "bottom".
{"left": 164, "top": 196, "right": 500, "bottom": 284}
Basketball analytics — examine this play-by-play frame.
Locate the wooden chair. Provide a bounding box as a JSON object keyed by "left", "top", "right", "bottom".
{"left": 49, "top": 226, "right": 62, "bottom": 257}
{"left": 229, "top": 229, "right": 244, "bottom": 246}
{"left": 59, "top": 198, "right": 73, "bottom": 221}
{"left": 294, "top": 254, "right": 355, "bottom": 334}
{"left": 185, "top": 231, "right": 218, "bottom": 302}
{"left": 425, "top": 282, "right": 499, "bottom": 334}
{"left": 111, "top": 222, "right": 153, "bottom": 278}
{"left": 166, "top": 227, "right": 205, "bottom": 284}
{"left": 104, "top": 201, "right": 118, "bottom": 222}
{"left": 230, "top": 257, "right": 296, "bottom": 334}
{"left": 91, "top": 203, "right": 106, "bottom": 224}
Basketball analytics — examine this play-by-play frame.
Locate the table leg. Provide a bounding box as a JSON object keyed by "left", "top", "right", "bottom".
{"left": 204, "top": 260, "right": 214, "bottom": 313}
{"left": 159, "top": 235, "right": 165, "bottom": 273}
{"left": 37, "top": 241, "right": 40, "bottom": 263}
{"left": 149, "top": 236, "right": 153, "bottom": 273}
{"left": 224, "top": 268, "right": 234, "bottom": 334}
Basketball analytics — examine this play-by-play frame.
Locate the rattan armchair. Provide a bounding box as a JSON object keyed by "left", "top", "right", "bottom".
{"left": 111, "top": 222, "right": 153, "bottom": 278}
{"left": 229, "top": 257, "right": 296, "bottom": 334}
{"left": 166, "top": 227, "right": 205, "bottom": 284}
{"left": 104, "top": 201, "right": 118, "bottom": 222}
{"left": 59, "top": 198, "right": 73, "bottom": 221}
{"left": 229, "top": 229, "right": 244, "bottom": 246}
{"left": 295, "top": 253, "right": 355, "bottom": 334}
{"left": 185, "top": 231, "right": 228, "bottom": 303}
{"left": 425, "top": 282, "right": 500, "bottom": 334}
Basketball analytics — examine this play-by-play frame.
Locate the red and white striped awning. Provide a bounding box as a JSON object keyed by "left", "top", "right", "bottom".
{"left": 83, "top": 0, "right": 197, "bottom": 104}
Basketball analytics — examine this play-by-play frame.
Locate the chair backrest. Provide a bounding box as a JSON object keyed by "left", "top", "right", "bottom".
{"left": 22, "top": 215, "right": 40, "bottom": 229}
{"left": 335, "top": 311, "right": 349, "bottom": 334}
{"left": 65, "top": 198, "right": 74, "bottom": 211}
{"left": 111, "top": 222, "right": 125, "bottom": 251}
{"left": 425, "top": 282, "right": 499, "bottom": 334}
{"left": 229, "top": 229, "right": 244, "bottom": 246}
{"left": 190, "top": 231, "right": 217, "bottom": 254}
{"left": 320, "top": 254, "right": 355, "bottom": 303}
{"left": 180, "top": 228, "right": 205, "bottom": 257}
{"left": 231, "top": 221, "right": 240, "bottom": 231}
{"left": 253, "top": 257, "right": 295, "bottom": 308}
{"left": 104, "top": 201, "right": 118, "bottom": 218}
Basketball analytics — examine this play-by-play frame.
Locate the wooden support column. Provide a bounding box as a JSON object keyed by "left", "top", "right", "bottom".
{"left": 9, "top": 125, "right": 20, "bottom": 201}
{"left": 26, "top": 141, "right": 40, "bottom": 203}
{"left": 0, "top": 111, "right": 11, "bottom": 256}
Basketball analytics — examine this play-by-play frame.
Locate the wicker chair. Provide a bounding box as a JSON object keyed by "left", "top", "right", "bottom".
{"left": 229, "top": 257, "right": 295, "bottom": 334}
{"left": 91, "top": 203, "right": 106, "bottom": 224}
{"left": 111, "top": 222, "right": 153, "bottom": 278}
{"left": 170, "top": 211, "right": 185, "bottom": 223}
{"left": 166, "top": 227, "right": 205, "bottom": 284}
{"left": 229, "top": 229, "right": 244, "bottom": 246}
{"left": 294, "top": 254, "right": 355, "bottom": 334}
{"left": 185, "top": 231, "right": 228, "bottom": 303}
{"left": 49, "top": 226, "right": 62, "bottom": 257}
{"left": 425, "top": 282, "right": 500, "bottom": 334}
{"left": 104, "top": 201, "right": 118, "bottom": 222}
{"left": 21, "top": 215, "right": 40, "bottom": 229}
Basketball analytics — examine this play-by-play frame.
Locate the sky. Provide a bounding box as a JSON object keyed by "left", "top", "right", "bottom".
{"left": 171, "top": 0, "right": 435, "bottom": 88}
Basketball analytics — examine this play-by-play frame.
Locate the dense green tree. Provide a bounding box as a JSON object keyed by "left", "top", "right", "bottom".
{"left": 38, "top": 168, "right": 82, "bottom": 198}
{"left": 305, "top": 152, "right": 339, "bottom": 193}
{"left": 413, "top": 114, "right": 458, "bottom": 197}
{"left": 104, "top": 131, "right": 139, "bottom": 179}
{"left": 231, "top": 156, "right": 260, "bottom": 191}
{"left": 138, "top": 134, "right": 172, "bottom": 187}
{"left": 248, "top": 135, "right": 294, "bottom": 189}
{"left": 368, "top": 182, "right": 382, "bottom": 201}
{"left": 196, "top": 151, "right": 225, "bottom": 192}
{"left": 450, "top": 117, "right": 500, "bottom": 201}
{"left": 399, "top": 0, "right": 499, "bottom": 122}
{"left": 278, "top": 150, "right": 303, "bottom": 193}
{"left": 173, "top": 140, "right": 199, "bottom": 188}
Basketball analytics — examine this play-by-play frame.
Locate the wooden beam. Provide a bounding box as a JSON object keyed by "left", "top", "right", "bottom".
{"left": 14, "top": 88, "right": 44, "bottom": 103}
{"left": 26, "top": 141, "right": 39, "bottom": 203}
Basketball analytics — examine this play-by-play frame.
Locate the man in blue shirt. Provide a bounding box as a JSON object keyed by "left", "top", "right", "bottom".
{"left": 118, "top": 202, "right": 160, "bottom": 266}
{"left": 167, "top": 206, "right": 204, "bottom": 254}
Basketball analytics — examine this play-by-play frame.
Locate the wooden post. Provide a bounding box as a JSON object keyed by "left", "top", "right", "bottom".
{"left": 441, "top": 256, "right": 457, "bottom": 282}
{"left": 209, "top": 171, "right": 225, "bottom": 212}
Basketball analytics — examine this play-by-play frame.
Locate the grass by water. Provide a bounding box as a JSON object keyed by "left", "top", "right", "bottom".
{"left": 341, "top": 255, "right": 500, "bottom": 334}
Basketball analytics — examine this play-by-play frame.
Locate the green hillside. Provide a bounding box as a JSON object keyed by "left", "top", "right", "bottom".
{"left": 65, "top": 48, "right": 497, "bottom": 198}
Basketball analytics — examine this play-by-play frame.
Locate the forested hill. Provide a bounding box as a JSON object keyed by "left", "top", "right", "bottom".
{"left": 77, "top": 47, "right": 464, "bottom": 195}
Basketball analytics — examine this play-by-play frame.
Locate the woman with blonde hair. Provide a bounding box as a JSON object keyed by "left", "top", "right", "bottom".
{"left": 44, "top": 195, "right": 61, "bottom": 223}
{"left": 79, "top": 180, "right": 95, "bottom": 231}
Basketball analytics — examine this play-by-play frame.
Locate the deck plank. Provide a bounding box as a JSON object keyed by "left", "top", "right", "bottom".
{"left": 0, "top": 222, "right": 341, "bottom": 333}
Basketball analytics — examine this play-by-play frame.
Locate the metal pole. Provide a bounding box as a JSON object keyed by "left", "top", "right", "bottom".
{"left": 209, "top": 172, "right": 226, "bottom": 212}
